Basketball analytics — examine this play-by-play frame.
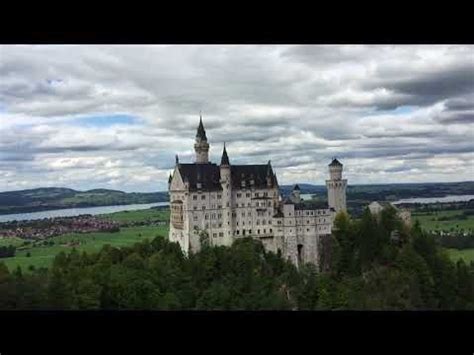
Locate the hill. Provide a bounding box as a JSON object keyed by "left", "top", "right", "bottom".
{"left": 1, "top": 181, "right": 473, "bottom": 216}
{"left": 0, "top": 188, "right": 169, "bottom": 215}
{"left": 280, "top": 181, "right": 474, "bottom": 200}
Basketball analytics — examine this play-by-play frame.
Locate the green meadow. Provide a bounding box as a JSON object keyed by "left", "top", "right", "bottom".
{"left": 446, "top": 248, "right": 474, "bottom": 264}
{"left": 412, "top": 209, "right": 474, "bottom": 232}
{"left": 1, "top": 209, "right": 170, "bottom": 272}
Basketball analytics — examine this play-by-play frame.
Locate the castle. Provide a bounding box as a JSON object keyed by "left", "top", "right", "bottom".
{"left": 168, "top": 116, "right": 347, "bottom": 268}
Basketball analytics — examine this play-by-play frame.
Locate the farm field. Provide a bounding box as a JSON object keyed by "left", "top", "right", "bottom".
{"left": 412, "top": 209, "right": 474, "bottom": 232}
{"left": 1, "top": 208, "right": 170, "bottom": 272}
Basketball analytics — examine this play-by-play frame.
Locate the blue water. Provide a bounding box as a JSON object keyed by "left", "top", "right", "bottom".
{"left": 392, "top": 194, "right": 474, "bottom": 205}
{"left": 0, "top": 202, "right": 169, "bottom": 223}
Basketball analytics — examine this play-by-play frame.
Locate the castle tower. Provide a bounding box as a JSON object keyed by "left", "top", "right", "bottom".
{"left": 326, "top": 158, "right": 347, "bottom": 213}
{"left": 219, "top": 142, "right": 233, "bottom": 244}
{"left": 194, "top": 114, "right": 210, "bottom": 164}
{"left": 289, "top": 184, "right": 301, "bottom": 203}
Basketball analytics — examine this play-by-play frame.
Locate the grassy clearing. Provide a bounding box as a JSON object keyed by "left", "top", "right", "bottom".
{"left": 445, "top": 248, "right": 474, "bottom": 264}
{"left": 1, "top": 208, "right": 170, "bottom": 272}
{"left": 412, "top": 209, "right": 474, "bottom": 232}
{"left": 0, "top": 236, "right": 25, "bottom": 248}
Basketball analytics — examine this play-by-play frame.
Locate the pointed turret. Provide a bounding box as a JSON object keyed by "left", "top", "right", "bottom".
{"left": 175, "top": 154, "right": 179, "bottom": 165}
{"left": 196, "top": 114, "right": 207, "bottom": 140}
{"left": 221, "top": 142, "right": 230, "bottom": 166}
{"left": 194, "top": 114, "right": 210, "bottom": 164}
{"left": 329, "top": 157, "right": 342, "bottom": 167}
{"left": 266, "top": 160, "right": 272, "bottom": 176}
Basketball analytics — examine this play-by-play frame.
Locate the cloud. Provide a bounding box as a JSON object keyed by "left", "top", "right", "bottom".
{"left": 0, "top": 45, "right": 473, "bottom": 192}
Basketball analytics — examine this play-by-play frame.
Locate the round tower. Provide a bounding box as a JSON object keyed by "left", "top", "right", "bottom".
{"left": 219, "top": 142, "right": 232, "bottom": 244}
{"left": 326, "top": 158, "right": 347, "bottom": 213}
{"left": 194, "top": 114, "right": 210, "bottom": 164}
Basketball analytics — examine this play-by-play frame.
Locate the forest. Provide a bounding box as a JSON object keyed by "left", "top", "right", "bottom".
{"left": 0, "top": 206, "right": 472, "bottom": 310}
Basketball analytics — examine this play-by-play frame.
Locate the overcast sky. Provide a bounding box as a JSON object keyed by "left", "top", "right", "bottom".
{"left": 0, "top": 45, "right": 473, "bottom": 192}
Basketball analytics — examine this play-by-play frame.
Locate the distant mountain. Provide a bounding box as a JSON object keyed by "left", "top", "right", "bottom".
{"left": 280, "top": 181, "right": 474, "bottom": 200}
{"left": 1, "top": 181, "right": 473, "bottom": 215}
{"left": 0, "top": 188, "right": 169, "bottom": 215}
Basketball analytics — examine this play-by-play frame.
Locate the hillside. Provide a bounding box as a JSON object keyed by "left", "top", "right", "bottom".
{"left": 280, "top": 181, "right": 474, "bottom": 200}
{"left": 1, "top": 181, "right": 473, "bottom": 216}
{"left": 0, "top": 188, "right": 169, "bottom": 215}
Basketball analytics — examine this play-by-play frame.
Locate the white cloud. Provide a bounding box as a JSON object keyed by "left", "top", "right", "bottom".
{"left": 0, "top": 45, "right": 473, "bottom": 192}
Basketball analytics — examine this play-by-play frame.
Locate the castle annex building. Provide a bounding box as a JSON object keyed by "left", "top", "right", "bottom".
{"left": 168, "top": 116, "right": 347, "bottom": 268}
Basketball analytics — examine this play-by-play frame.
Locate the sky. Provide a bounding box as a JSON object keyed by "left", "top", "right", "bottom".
{"left": 0, "top": 45, "right": 473, "bottom": 193}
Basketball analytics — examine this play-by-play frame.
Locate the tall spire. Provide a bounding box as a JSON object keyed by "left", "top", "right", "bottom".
{"left": 221, "top": 142, "right": 230, "bottom": 165}
{"left": 266, "top": 160, "right": 272, "bottom": 176}
{"left": 175, "top": 154, "right": 179, "bottom": 165}
{"left": 196, "top": 113, "right": 207, "bottom": 140}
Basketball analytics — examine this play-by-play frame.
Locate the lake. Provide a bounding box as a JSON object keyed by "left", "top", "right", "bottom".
{"left": 0, "top": 202, "right": 170, "bottom": 223}
{"left": 392, "top": 194, "right": 474, "bottom": 205}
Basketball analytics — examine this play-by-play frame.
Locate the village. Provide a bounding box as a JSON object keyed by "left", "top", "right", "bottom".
{"left": 0, "top": 215, "right": 120, "bottom": 240}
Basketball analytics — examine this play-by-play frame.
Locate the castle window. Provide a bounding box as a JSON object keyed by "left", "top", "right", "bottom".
{"left": 227, "top": 202, "right": 230, "bottom": 207}
{"left": 219, "top": 223, "right": 222, "bottom": 227}
{"left": 236, "top": 230, "right": 239, "bottom": 235}
{"left": 193, "top": 206, "right": 197, "bottom": 210}
{"left": 213, "top": 233, "right": 217, "bottom": 238}
{"left": 201, "top": 195, "right": 206, "bottom": 200}
{"left": 193, "top": 215, "right": 198, "bottom": 221}
{"left": 307, "top": 228, "right": 309, "bottom": 232}
{"left": 219, "top": 232, "right": 223, "bottom": 237}
{"left": 246, "top": 193, "right": 251, "bottom": 198}
{"left": 258, "top": 229, "right": 260, "bottom": 234}
{"left": 254, "top": 192, "right": 259, "bottom": 197}
{"left": 205, "top": 223, "right": 209, "bottom": 229}
{"left": 264, "top": 192, "right": 268, "bottom": 197}
{"left": 249, "top": 229, "right": 252, "bottom": 234}
{"left": 205, "top": 214, "right": 209, "bottom": 220}
{"left": 217, "top": 194, "right": 221, "bottom": 199}
{"left": 263, "top": 229, "right": 266, "bottom": 234}
{"left": 237, "top": 193, "right": 242, "bottom": 198}
{"left": 262, "top": 220, "right": 266, "bottom": 225}
{"left": 193, "top": 195, "right": 197, "bottom": 200}
{"left": 243, "top": 230, "right": 246, "bottom": 235}
{"left": 270, "top": 229, "right": 272, "bottom": 233}
{"left": 202, "top": 206, "right": 206, "bottom": 210}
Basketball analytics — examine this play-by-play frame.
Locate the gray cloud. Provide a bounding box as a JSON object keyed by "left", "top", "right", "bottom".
{"left": 0, "top": 45, "right": 473, "bottom": 192}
